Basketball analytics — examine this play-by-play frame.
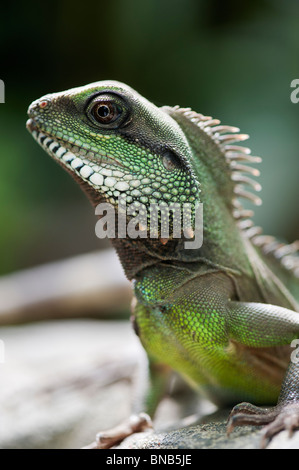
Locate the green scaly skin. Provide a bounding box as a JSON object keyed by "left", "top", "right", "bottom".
{"left": 27, "top": 81, "right": 299, "bottom": 447}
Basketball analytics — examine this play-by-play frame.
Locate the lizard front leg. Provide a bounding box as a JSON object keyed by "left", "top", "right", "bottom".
{"left": 226, "top": 301, "right": 299, "bottom": 447}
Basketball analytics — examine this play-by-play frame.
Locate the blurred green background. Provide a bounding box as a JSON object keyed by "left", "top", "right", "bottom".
{"left": 0, "top": 0, "right": 298, "bottom": 276}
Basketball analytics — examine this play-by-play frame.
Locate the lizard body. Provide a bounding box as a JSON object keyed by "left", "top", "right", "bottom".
{"left": 27, "top": 81, "right": 299, "bottom": 446}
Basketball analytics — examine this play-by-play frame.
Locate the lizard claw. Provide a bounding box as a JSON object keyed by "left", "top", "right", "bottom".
{"left": 260, "top": 403, "right": 299, "bottom": 448}
{"left": 82, "top": 412, "right": 153, "bottom": 449}
{"left": 227, "top": 401, "right": 299, "bottom": 448}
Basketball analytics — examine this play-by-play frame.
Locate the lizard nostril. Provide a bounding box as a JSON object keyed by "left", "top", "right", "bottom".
{"left": 27, "top": 97, "right": 51, "bottom": 119}
{"left": 39, "top": 100, "right": 49, "bottom": 109}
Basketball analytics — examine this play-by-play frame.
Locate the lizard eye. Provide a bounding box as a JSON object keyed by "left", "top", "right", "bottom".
{"left": 87, "top": 92, "right": 129, "bottom": 129}
{"left": 92, "top": 101, "right": 121, "bottom": 124}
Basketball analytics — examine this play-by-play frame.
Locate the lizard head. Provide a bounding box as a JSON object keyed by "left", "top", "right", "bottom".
{"left": 27, "top": 81, "right": 202, "bottom": 241}
{"left": 27, "top": 81, "right": 200, "bottom": 204}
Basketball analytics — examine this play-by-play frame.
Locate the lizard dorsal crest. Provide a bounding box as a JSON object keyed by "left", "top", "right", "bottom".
{"left": 167, "top": 106, "right": 299, "bottom": 278}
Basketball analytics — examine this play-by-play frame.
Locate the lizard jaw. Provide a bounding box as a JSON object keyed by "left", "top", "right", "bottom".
{"left": 26, "top": 118, "right": 131, "bottom": 196}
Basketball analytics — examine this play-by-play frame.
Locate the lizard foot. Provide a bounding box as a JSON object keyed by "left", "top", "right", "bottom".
{"left": 82, "top": 412, "right": 153, "bottom": 449}
{"left": 227, "top": 401, "right": 299, "bottom": 448}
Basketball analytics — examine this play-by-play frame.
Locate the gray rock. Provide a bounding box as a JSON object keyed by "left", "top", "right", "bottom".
{"left": 1, "top": 320, "right": 299, "bottom": 449}
{"left": 115, "top": 412, "right": 299, "bottom": 449}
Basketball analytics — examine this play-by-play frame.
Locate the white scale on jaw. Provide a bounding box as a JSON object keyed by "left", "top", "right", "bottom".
{"left": 32, "top": 129, "right": 132, "bottom": 194}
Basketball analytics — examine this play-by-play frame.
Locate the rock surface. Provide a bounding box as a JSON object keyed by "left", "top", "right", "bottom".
{"left": 0, "top": 320, "right": 299, "bottom": 449}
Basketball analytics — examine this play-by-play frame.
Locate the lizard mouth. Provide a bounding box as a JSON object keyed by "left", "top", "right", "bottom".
{"left": 27, "top": 118, "right": 83, "bottom": 163}
{"left": 26, "top": 118, "right": 128, "bottom": 191}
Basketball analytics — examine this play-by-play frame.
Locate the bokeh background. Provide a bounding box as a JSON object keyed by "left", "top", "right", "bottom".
{"left": 0, "top": 0, "right": 298, "bottom": 276}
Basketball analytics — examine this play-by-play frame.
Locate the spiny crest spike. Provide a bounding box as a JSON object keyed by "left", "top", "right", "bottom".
{"left": 229, "top": 162, "right": 260, "bottom": 177}
{"left": 234, "top": 185, "right": 262, "bottom": 206}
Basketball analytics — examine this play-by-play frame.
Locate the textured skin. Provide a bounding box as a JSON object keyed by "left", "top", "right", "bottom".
{"left": 27, "top": 81, "right": 299, "bottom": 442}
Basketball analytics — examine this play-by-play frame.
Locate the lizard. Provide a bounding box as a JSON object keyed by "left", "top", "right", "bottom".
{"left": 26, "top": 80, "right": 299, "bottom": 448}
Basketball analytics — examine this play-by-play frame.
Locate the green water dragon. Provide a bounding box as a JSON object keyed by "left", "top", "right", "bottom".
{"left": 27, "top": 81, "right": 299, "bottom": 448}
